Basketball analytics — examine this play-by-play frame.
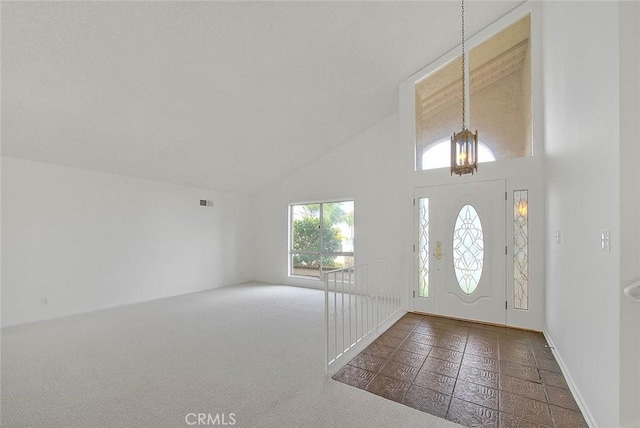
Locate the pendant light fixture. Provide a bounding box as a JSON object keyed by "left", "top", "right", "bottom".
{"left": 451, "top": 0, "right": 478, "bottom": 176}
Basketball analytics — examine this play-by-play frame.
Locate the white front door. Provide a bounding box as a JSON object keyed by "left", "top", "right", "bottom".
{"left": 414, "top": 180, "right": 507, "bottom": 325}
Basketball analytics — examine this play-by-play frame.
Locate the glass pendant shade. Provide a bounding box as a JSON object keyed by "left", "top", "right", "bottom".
{"left": 451, "top": 128, "right": 478, "bottom": 175}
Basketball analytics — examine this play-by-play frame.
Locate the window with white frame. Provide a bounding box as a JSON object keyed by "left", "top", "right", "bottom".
{"left": 415, "top": 15, "right": 532, "bottom": 171}
{"left": 289, "top": 201, "right": 354, "bottom": 278}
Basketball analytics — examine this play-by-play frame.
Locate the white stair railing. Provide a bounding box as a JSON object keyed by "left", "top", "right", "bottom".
{"left": 324, "top": 257, "right": 406, "bottom": 374}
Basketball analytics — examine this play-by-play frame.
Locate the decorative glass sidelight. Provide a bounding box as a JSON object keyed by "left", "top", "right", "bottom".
{"left": 514, "top": 190, "right": 529, "bottom": 310}
{"left": 418, "top": 198, "right": 430, "bottom": 297}
{"left": 453, "top": 204, "right": 484, "bottom": 294}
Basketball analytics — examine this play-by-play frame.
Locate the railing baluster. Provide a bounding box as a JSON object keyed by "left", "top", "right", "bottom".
{"left": 368, "top": 264, "right": 372, "bottom": 335}
{"left": 348, "top": 267, "right": 352, "bottom": 349}
{"left": 354, "top": 267, "right": 358, "bottom": 343}
{"left": 325, "top": 257, "right": 405, "bottom": 373}
{"left": 333, "top": 274, "right": 338, "bottom": 362}
{"left": 377, "top": 263, "right": 381, "bottom": 331}
{"left": 341, "top": 270, "right": 345, "bottom": 355}
{"left": 365, "top": 264, "right": 370, "bottom": 335}
{"left": 385, "top": 260, "right": 390, "bottom": 320}
{"left": 325, "top": 272, "right": 329, "bottom": 369}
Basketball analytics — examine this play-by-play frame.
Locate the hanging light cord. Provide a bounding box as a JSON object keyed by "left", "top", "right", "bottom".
{"left": 461, "top": 0, "right": 466, "bottom": 131}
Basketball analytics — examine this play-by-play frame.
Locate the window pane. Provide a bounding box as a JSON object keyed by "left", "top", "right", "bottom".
{"left": 291, "top": 253, "right": 320, "bottom": 278}
{"left": 415, "top": 14, "right": 531, "bottom": 171}
{"left": 290, "top": 201, "right": 354, "bottom": 278}
{"left": 322, "top": 201, "right": 354, "bottom": 253}
{"left": 326, "top": 255, "right": 354, "bottom": 272}
{"left": 469, "top": 16, "right": 532, "bottom": 160}
{"left": 415, "top": 57, "right": 463, "bottom": 171}
{"left": 291, "top": 204, "right": 320, "bottom": 252}
{"left": 514, "top": 190, "right": 529, "bottom": 310}
{"left": 418, "top": 198, "right": 429, "bottom": 297}
{"left": 453, "top": 204, "right": 484, "bottom": 294}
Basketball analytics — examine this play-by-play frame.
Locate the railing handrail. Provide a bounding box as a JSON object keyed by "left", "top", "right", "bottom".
{"left": 322, "top": 256, "right": 404, "bottom": 277}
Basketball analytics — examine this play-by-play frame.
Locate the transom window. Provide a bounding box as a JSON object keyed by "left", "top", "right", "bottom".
{"left": 289, "top": 201, "right": 354, "bottom": 278}
{"left": 415, "top": 15, "right": 532, "bottom": 171}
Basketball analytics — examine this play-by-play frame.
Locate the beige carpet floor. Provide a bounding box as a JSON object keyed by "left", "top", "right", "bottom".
{"left": 1, "top": 282, "right": 461, "bottom": 428}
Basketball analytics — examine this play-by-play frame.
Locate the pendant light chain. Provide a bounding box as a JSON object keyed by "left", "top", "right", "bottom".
{"left": 461, "top": 0, "right": 466, "bottom": 131}
{"left": 451, "top": 0, "right": 478, "bottom": 176}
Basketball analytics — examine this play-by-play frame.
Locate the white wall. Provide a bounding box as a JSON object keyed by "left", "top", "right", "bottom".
{"left": 254, "top": 113, "right": 411, "bottom": 290}
{"left": 255, "top": 3, "right": 547, "bottom": 332}
{"left": 1, "top": 157, "right": 254, "bottom": 327}
{"left": 543, "top": 3, "right": 621, "bottom": 427}
{"left": 619, "top": 2, "right": 640, "bottom": 427}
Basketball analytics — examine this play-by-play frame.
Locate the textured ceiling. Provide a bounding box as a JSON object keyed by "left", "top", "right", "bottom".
{"left": 1, "top": 1, "right": 521, "bottom": 194}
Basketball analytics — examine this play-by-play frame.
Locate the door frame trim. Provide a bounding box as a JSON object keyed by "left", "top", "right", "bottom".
{"left": 413, "top": 179, "right": 507, "bottom": 324}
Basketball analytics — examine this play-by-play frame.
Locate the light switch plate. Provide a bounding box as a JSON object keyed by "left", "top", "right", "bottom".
{"left": 601, "top": 229, "right": 611, "bottom": 252}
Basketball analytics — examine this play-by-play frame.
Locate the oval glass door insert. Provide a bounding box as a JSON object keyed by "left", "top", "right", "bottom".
{"left": 453, "top": 204, "right": 484, "bottom": 294}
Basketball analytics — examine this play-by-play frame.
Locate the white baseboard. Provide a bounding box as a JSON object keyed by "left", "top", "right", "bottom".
{"left": 1, "top": 282, "right": 248, "bottom": 329}
{"left": 543, "top": 330, "right": 598, "bottom": 428}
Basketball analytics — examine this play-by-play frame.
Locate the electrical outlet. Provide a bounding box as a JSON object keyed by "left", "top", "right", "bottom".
{"left": 555, "top": 231, "right": 562, "bottom": 244}
{"left": 41, "top": 297, "right": 48, "bottom": 305}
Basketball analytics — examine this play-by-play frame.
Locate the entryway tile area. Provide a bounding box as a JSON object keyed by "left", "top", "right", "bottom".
{"left": 332, "top": 313, "right": 588, "bottom": 428}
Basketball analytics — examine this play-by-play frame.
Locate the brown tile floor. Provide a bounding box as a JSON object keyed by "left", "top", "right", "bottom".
{"left": 332, "top": 312, "right": 589, "bottom": 428}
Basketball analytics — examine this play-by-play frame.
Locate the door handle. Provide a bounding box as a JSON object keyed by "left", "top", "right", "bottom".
{"left": 434, "top": 241, "right": 443, "bottom": 260}
{"left": 624, "top": 281, "right": 640, "bottom": 302}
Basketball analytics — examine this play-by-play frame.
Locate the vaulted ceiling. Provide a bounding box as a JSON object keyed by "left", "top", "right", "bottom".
{"left": 2, "top": 1, "right": 521, "bottom": 195}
